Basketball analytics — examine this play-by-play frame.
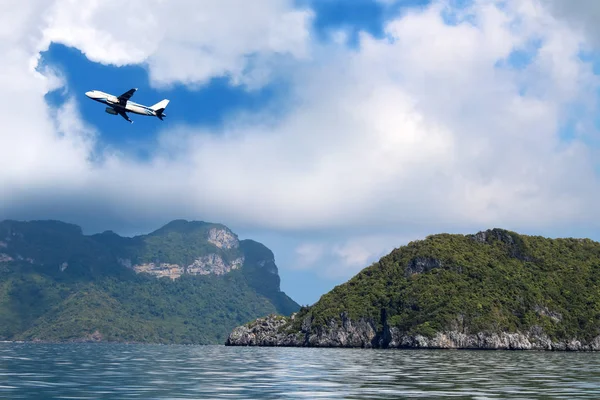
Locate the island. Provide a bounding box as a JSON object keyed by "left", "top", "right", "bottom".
{"left": 226, "top": 228, "right": 600, "bottom": 351}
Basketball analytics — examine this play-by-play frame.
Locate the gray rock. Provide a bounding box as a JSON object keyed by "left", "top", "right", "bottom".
{"left": 405, "top": 257, "right": 443, "bottom": 276}
{"left": 226, "top": 314, "right": 600, "bottom": 351}
{"left": 225, "top": 314, "right": 303, "bottom": 346}
{"left": 468, "top": 228, "right": 533, "bottom": 261}
{"left": 207, "top": 227, "right": 239, "bottom": 249}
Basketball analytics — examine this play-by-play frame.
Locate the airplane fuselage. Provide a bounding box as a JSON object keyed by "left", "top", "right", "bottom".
{"left": 85, "top": 88, "right": 169, "bottom": 123}
{"left": 85, "top": 90, "right": 158, "bottom": 116}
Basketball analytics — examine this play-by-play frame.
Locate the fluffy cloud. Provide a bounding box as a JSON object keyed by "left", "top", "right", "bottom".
{"left": 545, "top": 0, "right": 600, "bottom": 48}
{"left": 293, "top": 242, "right": 326, "bottom": 270}
{"left": 328, "top": 234, "right": 412, "bottom": 278}
{"left": 39, "top": 0, "right": 313, "bottom": 88}
{"left": 0, "top": 0, "right": 95, "bottom": 197}
{"left": 0, "top": 0, "right": 312, "bottom": 229}
{"left": 3, "top": 0, "right": 600, "bottom": 283}
{"left": 290, "top": 233, "right": 422, "bottom": 279}
{"left": 122, "top": 0, "right": 598, "bottom": 233}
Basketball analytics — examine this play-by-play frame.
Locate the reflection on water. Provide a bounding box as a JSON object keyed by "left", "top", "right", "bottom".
{"left": 1, "top": 342, "right": 599, "bottom": 399}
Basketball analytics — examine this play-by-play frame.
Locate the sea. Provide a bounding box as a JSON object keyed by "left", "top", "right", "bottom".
{"left": 1, "top": 342, "right": 599, "bottom": 399}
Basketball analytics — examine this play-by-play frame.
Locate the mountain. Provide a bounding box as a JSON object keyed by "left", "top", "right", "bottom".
{"left": 0, "top": 219, "right": 299, "bottom": 344}
{"left": 226, "top": 228, "right": 600, "bottom": 351}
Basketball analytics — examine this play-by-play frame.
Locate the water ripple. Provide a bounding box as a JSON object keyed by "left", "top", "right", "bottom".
{"left": 1, "top": 343, "right": 600, "bottom": 399}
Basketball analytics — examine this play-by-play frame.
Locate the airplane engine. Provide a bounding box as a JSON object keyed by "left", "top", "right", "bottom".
{"left": 105, "top": 107, "right": 118, "bottom": 115}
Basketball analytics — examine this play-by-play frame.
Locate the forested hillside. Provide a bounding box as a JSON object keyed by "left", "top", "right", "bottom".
{"left": 0, "top": 219, "right": 299, "bottom": 344}
{"left": 227, "top": 228, "right": 600, "bottom": 350}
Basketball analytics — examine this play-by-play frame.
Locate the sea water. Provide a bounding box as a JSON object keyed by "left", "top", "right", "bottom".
{"left": 1, "top": 342, "right": 599, "bottom": 399}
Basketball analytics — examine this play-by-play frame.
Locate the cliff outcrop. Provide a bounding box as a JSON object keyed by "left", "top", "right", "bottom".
{"left": 227, "top": 314, "right": 600, "bottom": 351}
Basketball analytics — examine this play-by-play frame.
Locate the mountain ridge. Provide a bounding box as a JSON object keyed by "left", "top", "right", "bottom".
{"left": 0, "top": 218, "right": 299, "bottom": 344}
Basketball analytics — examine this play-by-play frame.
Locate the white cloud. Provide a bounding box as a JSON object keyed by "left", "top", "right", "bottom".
{"left": 0, "top": 0, "right": 96, "bottom": 201}
{"left": 329, "top": 235, "right": 409, "bottom": 278}
{"left": 293, "top": 242, "right": 326, "bottom": 270}
{"left": 123, "top": 0, "right": 598, "bottom": 234}
{"left": 38, "top": 0, "right": 313, "bottom": 89}
{"left": 544, "top": 0, "right": 600, "bottom": 48}
{"left": 3, "top": 0, "right": 600, "bottom": 284}
{"left": 290, "top": 234, "right": 417, "bottom": 279}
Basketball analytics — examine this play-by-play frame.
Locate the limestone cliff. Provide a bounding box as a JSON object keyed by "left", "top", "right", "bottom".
{"left": 207, "top": 227, "right": 239, "bottom": 249}
{"left": 126, "top": 252, "right": 244, "bottom": 280}
{"left": 226, "top": 314, "right": 600, "bottom": 351}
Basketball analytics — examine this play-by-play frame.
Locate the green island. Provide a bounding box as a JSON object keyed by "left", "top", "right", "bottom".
{"left": 226, "top": 228, "right": 600, "bottom": 350}
{"left": 0, "top": 219, "right": 298, "bottom": 344}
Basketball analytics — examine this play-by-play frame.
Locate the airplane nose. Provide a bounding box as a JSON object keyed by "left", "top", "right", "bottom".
{"left": 85, "top": 91, "right": 93, "bottom": 98}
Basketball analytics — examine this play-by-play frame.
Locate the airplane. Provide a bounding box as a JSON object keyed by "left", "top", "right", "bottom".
{"left": 85, "top": 88, "right": 169, "bottom": 123}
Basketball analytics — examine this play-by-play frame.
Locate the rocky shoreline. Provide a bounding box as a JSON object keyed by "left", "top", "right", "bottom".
{"left": 225, "top": 314, "right": 600, "bottom": 351}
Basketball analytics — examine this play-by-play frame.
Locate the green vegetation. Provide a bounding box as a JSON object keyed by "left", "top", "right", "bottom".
{"left": 289, "top": 229, "right": 600, "bottom": 341}
{"left": 9, "top": 272, "right": 279, "bottom": 344}
{"left": 238, "top": 239, "right": 300, "bottom": 314}
{"left": 0, "top": 219, "right": 299, "bottom": 344}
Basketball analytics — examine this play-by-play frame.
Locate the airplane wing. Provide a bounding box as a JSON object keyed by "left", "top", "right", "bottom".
{"left": 117, "top": 88, "right": 137, "bottom": 105}
{"left": 117, "top": 111, "right": 133, "bottom": 123}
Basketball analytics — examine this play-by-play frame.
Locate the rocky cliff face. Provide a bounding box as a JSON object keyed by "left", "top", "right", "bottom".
{"left": 207, "top": 227, "right": 239, "bottom": 249}
{"left": 125, "top": 252, "right": 244, "bottom": 280}
{"left": 187, "top": 254, "right": 244, "bottom": 275}
{"left": 226, "top": 314, "right": 600, "bottom": 351}
{"left": 226, "top": 313, "right": 385, "bottom": 348}
{"left": 132, "top": 262, "right": 184, "bottom": 280}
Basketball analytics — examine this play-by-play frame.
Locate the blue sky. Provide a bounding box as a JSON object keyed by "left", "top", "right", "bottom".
{"left": 299, "top": 0, "right": 432, "bottom": 44}
{"left": 40, "top": 43, "right": 287, "bottom": 159}
{"left": 5, "top": 0, "right": 600, "bottom": 307}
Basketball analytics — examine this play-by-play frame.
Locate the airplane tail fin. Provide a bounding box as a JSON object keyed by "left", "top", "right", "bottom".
{"left": 150, "top": 99, "right": 169, "bottom": 121}
{"left": 150, "top": 99, "right": 169, "bottom": 110}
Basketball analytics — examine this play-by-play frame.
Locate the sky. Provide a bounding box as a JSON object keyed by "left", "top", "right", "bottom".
{"left": 3, "top": 0, "right": 600, "bottom": 306}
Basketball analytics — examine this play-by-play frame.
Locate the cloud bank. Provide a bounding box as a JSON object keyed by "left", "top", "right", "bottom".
{"left": 40, "top": 0, "right": 313, "bottom": 88}
{"left": 3, "top": 0, "right": 600, "bottom": 279}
